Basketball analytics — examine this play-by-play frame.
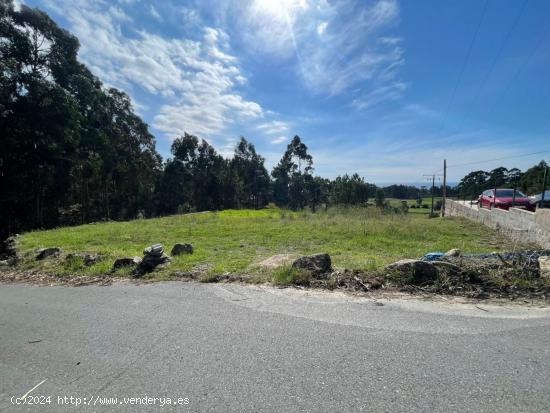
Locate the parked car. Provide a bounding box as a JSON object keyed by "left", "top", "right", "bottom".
{"left": 478, "top": 189, "right": 535, "bottom": 211}
{"left": 531, "top": 190, "right": 550, "bottom": 208}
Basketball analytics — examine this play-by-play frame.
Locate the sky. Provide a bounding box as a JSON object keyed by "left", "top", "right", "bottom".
{"left": 18, "top": 0, "right": 550, "bottom": 184}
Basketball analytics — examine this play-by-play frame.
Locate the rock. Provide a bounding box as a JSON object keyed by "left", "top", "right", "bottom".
{"left": 386, "top": 259, "right": 438, "bottom": 284}
{"left": 112, "top": 257, "right": 141, "bottom": 271}
{"left": 36, "top": 247, "right": 61, "bottom": 260}
{"left": 144, "top": 243, "right": 164, "bottom": 257}
{"left": 292, "top": 253, "right": 332, "bottom": 277}
{"left": 539, "top": 257, "right": 550, "bottom": 279}
{"left": 444, "top": 248, "right": 461, "bottom": 257}
{"left": 133, "top": 244, "right": 171, "bottom": 276}
{"left": 137, "top": 254, "right": 170, "bottom": 272}
{"left": 171, "top": 243, "right": 194, "bottom": 256}
{"left": 66, "top": 253, "right": 101, "bottom": 266}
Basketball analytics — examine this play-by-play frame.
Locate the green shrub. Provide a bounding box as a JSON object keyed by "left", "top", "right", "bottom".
{"left": 272, "top": 266, "right": 311, "bottom": 286}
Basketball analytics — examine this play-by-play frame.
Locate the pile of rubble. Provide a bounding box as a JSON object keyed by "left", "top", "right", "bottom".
{"left": 112, "top": 242, "right": 194, "bottom": 277}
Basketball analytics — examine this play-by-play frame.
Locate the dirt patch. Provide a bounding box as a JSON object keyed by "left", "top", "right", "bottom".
{"left": 0, "top": 269, "right": 112, "bottom": 286}
{"left": 256, "top": 254, "right": 297, "bottom": 269}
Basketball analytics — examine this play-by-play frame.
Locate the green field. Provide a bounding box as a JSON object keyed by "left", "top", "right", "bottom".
{"left": 386, "top": 197, "right": 443, "bottom": 214}
{"left": 13, "top": 207, "right": 516, "bottom": 281}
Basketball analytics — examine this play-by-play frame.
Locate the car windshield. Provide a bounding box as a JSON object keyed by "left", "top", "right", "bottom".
{"left": 495, "top": 189, "right": 526, "bottom": 197}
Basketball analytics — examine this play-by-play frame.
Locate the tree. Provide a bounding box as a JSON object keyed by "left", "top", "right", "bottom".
{"left": 272, "top": 135, "right": 313, "bottom": 209}
{"left": 456, "top": 170, "right": 489, "bottom": 199}
{"left": 375, "top": 188, "right": 385, "bottom": 208}
{"left": 0, "top": 1, "right": 161, "bottom": 237}
{"left": 519, "top": 161, "right": 548, "bottom": 194}
{"left": 231, "top": 137, "right": 270, "bottom": 209}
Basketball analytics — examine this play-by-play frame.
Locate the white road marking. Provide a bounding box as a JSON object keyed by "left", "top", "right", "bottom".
{"left": 20, "top": 379, "right": 47, "bottom": 399}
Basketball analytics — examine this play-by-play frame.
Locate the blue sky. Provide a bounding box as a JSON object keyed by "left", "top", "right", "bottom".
{"left": 19, "top": 0, "right": 550, "bottom": 183}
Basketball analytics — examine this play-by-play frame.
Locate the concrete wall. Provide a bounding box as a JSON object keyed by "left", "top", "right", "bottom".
{"left": 445, "top": 200, "right": 550, "bottom": 248}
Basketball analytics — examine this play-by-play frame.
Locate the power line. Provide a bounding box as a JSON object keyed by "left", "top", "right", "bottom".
{"left": 440, "top": 0, "right": 489, "bottom": 129}
{"left": 485, "top": 25, "right": 550, "bottom": 119}
{"left": 464, "top": 0, "right": 529, "bottom": 119}
{"left": 446, "top": 149, "right": 550, "bottom": 169}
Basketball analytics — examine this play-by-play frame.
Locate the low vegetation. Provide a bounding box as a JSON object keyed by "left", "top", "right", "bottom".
{"left": 10, "top": 207, "right": 518, "bottom": 283}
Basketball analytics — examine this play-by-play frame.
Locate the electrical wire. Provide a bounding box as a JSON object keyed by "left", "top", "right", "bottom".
{"left": 446, "top": 149, "right": 550, "bottom": 169}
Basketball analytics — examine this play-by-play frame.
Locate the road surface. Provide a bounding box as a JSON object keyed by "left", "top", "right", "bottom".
{"left": 1, "top": 282, "right": 550, "bottom": 412}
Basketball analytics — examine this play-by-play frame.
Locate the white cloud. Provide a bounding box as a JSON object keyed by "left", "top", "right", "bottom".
{"left": 256, "top": 120, "right": 289, "bottom": 135}
{"left": 41, "top": 0, "right": 267, "bottom": 141}
{"left": 271, "top": 136, "right": 288, "bottom": 144}
{"left": 235, "top": 0, "right": 405, "bottom": 108}
{"left": 300, "top": 0, "right": 403, "bottom": 96}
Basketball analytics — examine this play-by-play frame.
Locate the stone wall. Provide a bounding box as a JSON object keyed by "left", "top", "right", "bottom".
{"left": 445, "top": 200, "right": 550, "bottom": 248}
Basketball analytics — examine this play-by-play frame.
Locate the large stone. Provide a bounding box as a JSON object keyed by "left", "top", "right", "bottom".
{"left": 134, "top": 254, "right": 171, "bottom": 276}
{"left": 171, "top": 243, "right": 194, "bottom": 256}
{"left": 133, "top": 244, "right": 171, "bottom": 276}
{"left": 36, "top": 247, "right": 61, "bottom": 260}
{"left": 292, "top": 253, "right": 332, "bottom": 277}
{"left": 144, "top": 243, "right": 164, "bottom": 257}
{"left": 539, "top": 257, "right": 550, "bottom": 279}
{"left": 386, "top": 259, "right": 438, "bottom": 284}
{"left": 112, "top": 257, "right": 141, "bottom": 271}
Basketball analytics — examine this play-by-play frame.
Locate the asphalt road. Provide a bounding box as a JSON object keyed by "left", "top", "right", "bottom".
{"left": 1, "top": 282, "right": 550, "bottom": 412}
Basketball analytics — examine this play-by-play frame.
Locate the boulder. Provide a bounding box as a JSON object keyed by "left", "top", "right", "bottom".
{"left": 386, "top": 259, "right": 438, "bottom": 284}
{"left": 136, "top": 254, "right": 170, "bottom": 274}
{"left": 66, "top": 253, "right": 101, "bottom": 266}
{"left": 36, "top": 247, "right": 61, "bottom": 260}
{"left": 171, "top": 243, "right": 194, "bottom": 256}
{"left": 112, "top": 257, "right": 141, "bottom": 271}
{"left": 292, "top": 253, "right": 332, "bottom": 277}
{"left": 144, "top": 243, "right": 164, "bottom": 257}
{"left": 133, "top": 244, "right": 171, "bottom": 276}
{"left": 444, "top": 248, "right": 461, "bottom": 257}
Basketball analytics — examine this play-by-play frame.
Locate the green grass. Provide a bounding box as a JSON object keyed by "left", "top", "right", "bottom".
{"left": 14, "top": 207, "right": 516, "bottom": 281}
{"left": 386, "top": 197, "right": 442, "bottom": 214}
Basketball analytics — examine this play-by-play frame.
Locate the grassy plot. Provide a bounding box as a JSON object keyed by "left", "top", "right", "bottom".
{"left": 386, "top": 197, "right": 443, "bottom": 214}
{"left": 14, "top": 207, "right": 516, "bottom": 281}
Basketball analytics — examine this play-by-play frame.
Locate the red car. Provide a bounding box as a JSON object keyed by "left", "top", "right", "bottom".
{"left": 478, "top": 189, "right": 535, "bottom": 211}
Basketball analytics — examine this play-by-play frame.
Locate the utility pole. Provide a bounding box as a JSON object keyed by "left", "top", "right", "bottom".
{"left": 541, "top": 164, "right": 548, "bottom": 209}
{"left": 441, "top": 159, "right": 447, "bottom": 217}
{"left": 422, "top": 174, "right": 442, "bottom": 216}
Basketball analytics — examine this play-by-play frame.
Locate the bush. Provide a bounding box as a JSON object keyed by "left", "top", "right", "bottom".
{"left": 272, "top": 266, "right": 311, "bottom": 286}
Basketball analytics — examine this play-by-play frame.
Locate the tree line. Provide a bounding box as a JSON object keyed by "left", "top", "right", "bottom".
{"left": 8, "top": 2, "right": 534, "bottom": 241}
{"left": 456, "top": 162, "right": 549, "bottom": 200}
{"left": 1, "top": 2, "right": 427, "bottom": 239}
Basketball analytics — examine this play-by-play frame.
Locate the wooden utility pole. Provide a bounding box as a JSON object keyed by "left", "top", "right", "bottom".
{"left": 541, "top": 165, "right": 548, "bottom": 209}
{"left": 422, "top": 173, "right": 442, "bottom": 216}
{"left": 441, "top": 159, "right": 447, "bottom": 217}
